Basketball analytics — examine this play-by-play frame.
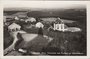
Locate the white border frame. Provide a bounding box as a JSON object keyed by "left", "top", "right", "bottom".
{"left": 0, "top": 1, "right": 90, "bottom": 59}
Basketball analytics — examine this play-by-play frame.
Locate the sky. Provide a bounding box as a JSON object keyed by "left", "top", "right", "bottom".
{"left": 2, "top": 1, "right": 86, "bottom": 9}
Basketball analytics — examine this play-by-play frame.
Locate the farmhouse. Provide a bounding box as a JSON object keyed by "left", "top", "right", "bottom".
{"left": 8, "top": 23, "right": 21, "bottom": 32}
{"left": 35, "top": 22, "right": 44, "bottom": 28}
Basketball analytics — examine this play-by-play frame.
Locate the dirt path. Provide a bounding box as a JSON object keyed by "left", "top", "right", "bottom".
{"left": 4, "top": 31, "right": 26, "bottom": 55}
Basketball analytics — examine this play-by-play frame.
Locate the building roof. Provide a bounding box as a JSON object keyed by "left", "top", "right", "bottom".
{"left": 36, "top": 22, "right": 44, "bottom": 28}
{"left": 25, "top": 17, "right": 36, "bottom": 22}
{"left": 8, "top": 23, "right": 21, "bottom": 29}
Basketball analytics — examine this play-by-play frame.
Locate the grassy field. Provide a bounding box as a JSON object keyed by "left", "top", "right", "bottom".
{"left": 4, "top": 26, "right": 14, "bottom": 49}
{"left": 21, "top": 25, "right": 86, "bottom": 55}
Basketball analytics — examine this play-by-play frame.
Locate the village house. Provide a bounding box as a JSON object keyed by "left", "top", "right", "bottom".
{"left": 8, "top": 23, "right": 21, "bottom": 32}
{"left": 25, "top": 17, "right": 36, "bottom": 23}
{"left": 35, "top": 22, "right": 44, "bottom": 28}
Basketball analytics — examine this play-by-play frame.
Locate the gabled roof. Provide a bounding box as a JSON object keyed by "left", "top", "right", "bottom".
{"left": 8, "top": 23, "right": 21, "bottom": 29}
{"left": 36, "top": 22, "right": 44, "bottom": 28}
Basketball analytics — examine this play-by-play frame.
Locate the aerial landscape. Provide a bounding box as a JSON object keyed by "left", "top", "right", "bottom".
{"left": 3, "top": 4, "right": 87, "bottom": 56}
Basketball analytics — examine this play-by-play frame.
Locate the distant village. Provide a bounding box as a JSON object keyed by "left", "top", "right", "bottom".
{"left": 4, "top": 12, "right": 81, "bottom": 32}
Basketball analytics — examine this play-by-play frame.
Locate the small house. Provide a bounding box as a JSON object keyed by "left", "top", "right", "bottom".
{"left": 8, "top": 23, "right": 21, "bottom": 32}
{"left": 35, "top": 22, "right": 44, "bottom": 28}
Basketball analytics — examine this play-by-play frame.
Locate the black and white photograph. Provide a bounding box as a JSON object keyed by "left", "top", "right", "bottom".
{"left": 3, "top": 1, "right": 87, "bottom": 56}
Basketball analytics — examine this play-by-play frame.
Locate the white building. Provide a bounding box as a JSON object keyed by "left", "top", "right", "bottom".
{"left": 25, "top": 17, "right": 36, "bottom": 23}
{"left": 53, "top": 18, "right": 68, "bottom": 32}
{"left": 35, "top": 22, "right": 44, "bottom": 28}
{"left": 8, "top": 23, "right": 21, "bottom": 32}
{"left": 14, "top": 16, "right": 19, "bottom": 20}
{"left": 54, "top": 23, "right": 67, "bottom": 32}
